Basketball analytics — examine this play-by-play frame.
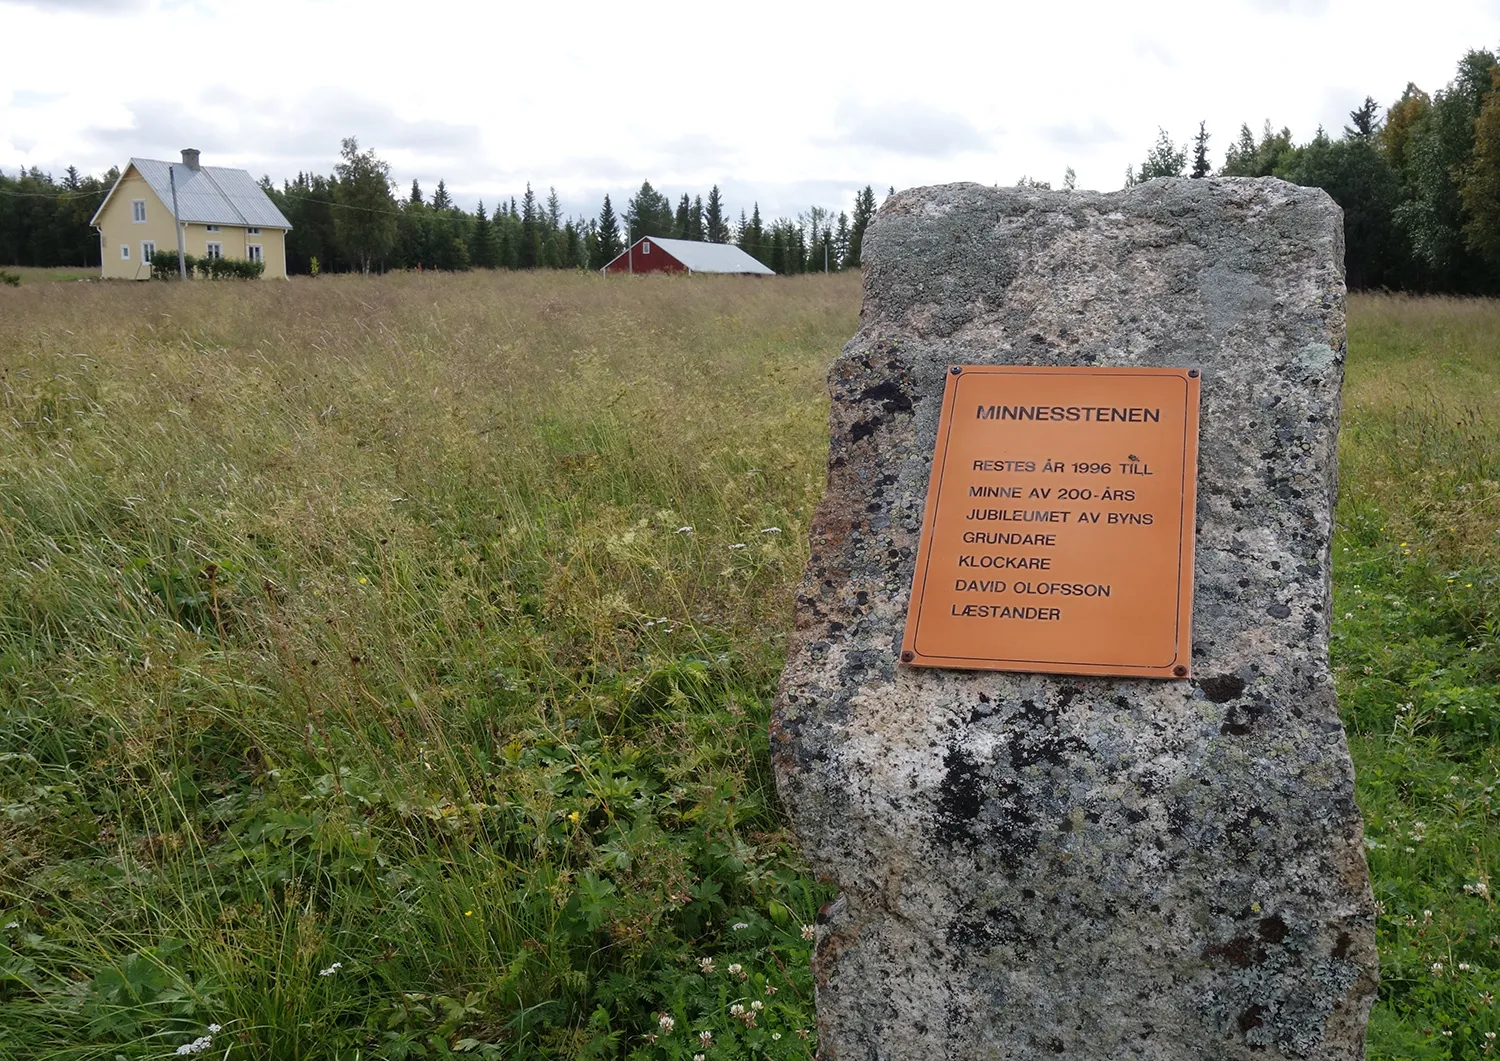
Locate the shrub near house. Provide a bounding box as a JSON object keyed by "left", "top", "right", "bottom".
{"left": 90, "top": 148, "right": 291, "bottom": 280}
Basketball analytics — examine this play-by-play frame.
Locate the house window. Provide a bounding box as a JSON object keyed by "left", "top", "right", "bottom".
{"left": 247, "top": 244, "right": 262, "bottom": 263}
{"left": 205, "top": 224, "right": 221, "bottom": 233}
{"left": 142, "top": 241, "right": 155, "bottom": 263}
{"left": 131, "top": 200, "right": 146, "bottom": 223}
{"left": 246, "top": 227, "right": 260, "bottom": 235}
{"left": 120, "top": 244, "right": 130, "bottom": 260}
{"left": 204, "top": 242, "right": 222, "bottom": 260}
{"left": 642, "top": 241, "right": 650, "bottom": 254}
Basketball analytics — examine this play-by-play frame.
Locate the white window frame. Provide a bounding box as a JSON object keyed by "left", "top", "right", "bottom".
{"left": 205, "top": 224, "right": 221, "bottom": 233}
{"left": 246, "top": 244, "right": 262, "bottom": 263}
{"left": 642, "top": 240, "right": 650, "bottom": 254}
{"left": 131, "top": 199, "right": 146, "bottom": 223}
{"left": 120, "top": 243, "right": 130, "bottom": 260}
{"left": 142, "top": 241, "right": 155, "bottom": 263}
{"left": 246, "top": 227, "right": 260, "bottom": 235}
{"left": 204, "top": 242, "right": 223, "bottom": 260}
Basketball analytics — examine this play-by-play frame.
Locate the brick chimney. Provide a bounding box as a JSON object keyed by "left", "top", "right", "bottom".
{"left": 181, "top": 148, "right": 201, "bottom": 169}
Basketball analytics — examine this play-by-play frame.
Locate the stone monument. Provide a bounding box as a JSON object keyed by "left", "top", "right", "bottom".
{"left": 772, "top": 179, "right": 1377, "bottom": 1060}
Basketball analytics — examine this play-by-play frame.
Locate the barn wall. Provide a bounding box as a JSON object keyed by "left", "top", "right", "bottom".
{"left": 604, "top": 239, "right": 688, "bottom": 275}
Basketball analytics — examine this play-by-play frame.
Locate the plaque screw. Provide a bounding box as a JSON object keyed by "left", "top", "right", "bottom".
{"left": 949, "top": 366, "right": 962, "bottom": 375}
{"left": 1173, "top": 665, "right": 1188, "bottom": 677}
{"left": 901, "top": 650, "right": 915, "bottom": 663}
{"left": 1188, "top": 369, "right": 1200, "bottom": 378}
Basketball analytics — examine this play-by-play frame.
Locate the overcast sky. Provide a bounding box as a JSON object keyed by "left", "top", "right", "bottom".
{"left": 2, "top": 0, "right": 1497, "bottom": 224}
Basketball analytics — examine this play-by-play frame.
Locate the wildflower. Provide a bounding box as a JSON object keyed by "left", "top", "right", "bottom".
{"left": 728, "top": 963, "right": 743, "bottom": 976}
{"left": 1459, "top": 962, "right": 1472, "bottom": 971}
{"left": 1422, "top": 909, "right": 1432, "bottom": 922}
{"left": 1450, "top": 776, "right": 1461, "bottom": 784}
{"left": 206, "top": 1024, "right": 222, "bottom": 1034}
{"left": 699, "top": 1030, "right": 713, "bottom": 1045}
{"left": 568, "top": 810, "right": 581, "bottom": 824}
{"left": 464, "top": 910, "right": 473, "bottom": 917}
{"left": 773, "top": 1032, "right": 782, "bottom": 1041}
{"left": 797, "top": 1028, "right": 811, "bottom": 1040}
{"left": 176, "top": 1037, "right": 213, "bottom": 1056}
{"left": 1482, "top": 991, "right": 1495, "bottom": 1005}
{"left": 730, "top": 1004, "right": 746, "bottom": 1017}
{"left": 676, "top": 526, "right": 693, "bottom": 534}
{"left": 732, "top": 922, "right": 750, "bottom": 931}
{"left": 801, "top": 923, "right": 816, "bottom": 941}
{"left": 358, "top": 576, "right": 368, "bottom": 584}
{"left": 699, "top": 958, "right": 716, "bottom": 974}
{"left": 658, "top": 1014, "right": 675, "bottom": 1033}
{"left": 729, "top": 543, "right": 747, "bottom": 550}
{"left": 751, "top": 1000, "right": 764, "bottom": 1011}
{"left": 765, "top": 983, "right": 778, "bottom": 995}
{"left": 1431, "top": 962, "right": 1444, "bottom": 975}
{"left": 761, "top": 527, "right": 782, "bottom": 534}
{"left": 318, "top": 962, "right": 343, "bottom": 977}
{"left": 2, "top": 922, "right": 17, "bottom": 930}
{"left": 695, "top": 1056, "right": 706, "bottom": 1061}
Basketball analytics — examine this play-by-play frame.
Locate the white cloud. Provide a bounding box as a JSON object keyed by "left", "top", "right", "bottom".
{"left": 2, "top": 0, "right": 1497, "bottom": 220}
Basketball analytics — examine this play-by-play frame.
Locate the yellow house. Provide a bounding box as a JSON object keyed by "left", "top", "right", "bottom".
{"left": 90, "top": 149, "right": 292, "bottom": 279}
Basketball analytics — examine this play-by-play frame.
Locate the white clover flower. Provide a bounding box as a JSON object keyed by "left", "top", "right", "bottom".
{"left": 765, "top": 983, "right": 777, "bottom": 995}
{"left": 751, "top": 1000, "right": 763, "bottom": 1011}
{"left": 1431, "top": 962, "right": 1445, "bottom": 974}
{"left": 731, "top": 922, "right": 749, "bottom": 931}
{"left": 699, "top": 1029, "right": 713, "bottom": 1045}
{"left": 698, "top": 958, "right": 715, "bottom": 973}
{"left": 695, "top": 1055, "right": 705, "bottom": 1061}
{"left": 318, "top": 961, "right": 343, "bottom": 977}
{"left": 729, "top": 1003, "right": 746, "bottom": 1017}
{"left": 658, "top": 1014, "right": 675, "bottom": 1033}
{"left": 801, "top": 923, "right": 816, "bottom": 941}
{"left": 1459, "top": 962, "right": 1472, "bottom": 972}
{"left": 727, "top": 963, "right": 743, "bottom": 975}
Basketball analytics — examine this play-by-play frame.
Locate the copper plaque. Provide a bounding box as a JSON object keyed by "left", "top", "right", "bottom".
{"left": 900, "top": 365, "right": 1201, "bottom": 678}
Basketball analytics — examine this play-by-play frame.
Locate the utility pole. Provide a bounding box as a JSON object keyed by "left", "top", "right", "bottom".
{"left": 169, "top": 165, "right": 186, "bottom": 280}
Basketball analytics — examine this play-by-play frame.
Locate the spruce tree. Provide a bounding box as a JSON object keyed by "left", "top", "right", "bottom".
{"left": 689, "top": 195, "right": 705, "bottom": 240}
{"left": 520, "top": 183, "right": 539, "bottom": 268}
{"left": 594, "top": 194, "right": 623, "bottom": 268}
{"left": 1191, "top": 123, "right": 1211, "bottom": 178}
{"left": 845, "top": 185, "right": 876, "bottom": 268}
{"left": 471, "top": 201, "right": 496, "bottom": 268}
{"left": 674, "top": 193, "right": 692, "bottom": 238}
{"left": 431, "top": 180, "right": 452, "bottom": 211}
{"left": 410, "top": 179, "right": 423, "bottom": 205}
{"left": 706, "top": 185, "right": 728, "bottom": 242}
{"left": 546, "top": 187, "right": 562, "bottom": 232}
{"left": 624, "top": 181, "right": 673, "bottom": 239}
{"left": 735, "top": 208, "right": 749, "bottom": 248}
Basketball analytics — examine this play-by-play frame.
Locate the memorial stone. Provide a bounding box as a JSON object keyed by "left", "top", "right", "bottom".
{"left": 772, "top": 179, "right": 1378, "bottom": 1060}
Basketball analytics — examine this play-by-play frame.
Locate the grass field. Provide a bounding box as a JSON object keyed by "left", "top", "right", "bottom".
{"left": 0, "top": 273, "right": 1495, "bottom": 1060}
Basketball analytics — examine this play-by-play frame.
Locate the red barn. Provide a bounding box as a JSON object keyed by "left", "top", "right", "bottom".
{"left": 603, "top": 236, "right": 775, "bottom": 276}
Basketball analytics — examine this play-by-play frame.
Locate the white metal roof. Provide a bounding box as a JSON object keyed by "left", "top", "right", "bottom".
{"left": 622, "top": 236, "right": 774, "bottom": 275}
{"left": 91, "top": 158, "right": 292, "bottom": 230}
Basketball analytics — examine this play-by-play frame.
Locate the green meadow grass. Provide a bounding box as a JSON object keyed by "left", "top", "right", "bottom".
{"left": 0, "top": 275, "right": 1495, "bottom": 1059}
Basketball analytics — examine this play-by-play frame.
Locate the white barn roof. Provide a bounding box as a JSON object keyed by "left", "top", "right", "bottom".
{"left": 91, "top": 157, "right": 292, "bottom": 230}
{"left": 622, "top": 236, "right": 774, "bottom": 275}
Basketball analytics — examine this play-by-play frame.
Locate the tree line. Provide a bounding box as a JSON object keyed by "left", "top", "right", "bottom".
{"left": 3, "top": 43, "right": 1499, "bottom": 290}
{"left": 1121, "top": 47, "right": 1500, "bottom": 293}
